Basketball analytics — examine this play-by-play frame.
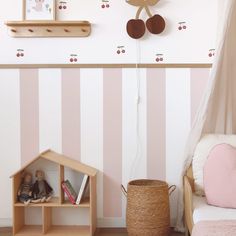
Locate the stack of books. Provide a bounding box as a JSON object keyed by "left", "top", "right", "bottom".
{"left": 62, "top": 175, "right": 89, "bottom": 205}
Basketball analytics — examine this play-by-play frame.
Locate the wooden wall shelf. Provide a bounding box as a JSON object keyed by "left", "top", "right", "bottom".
{"left": 5, "top": 21, "right": 91, "bottom": 38}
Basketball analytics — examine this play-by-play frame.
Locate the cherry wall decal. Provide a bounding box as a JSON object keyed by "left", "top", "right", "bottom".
{"left": 58, "top": 1, "right": 67, "bottom": 10}
{"left": 101, "top": 0, "right": 110, "bottom": 9}
{"left": 126, "top": 0, "right": 165, "bottom": 39}
{"left": 116, "top": 46, "right": 126, "bottom": 54}
{"left": 69, "top": 54, "right": 78, "bottom": 63}
{"left": 178, "top": 22, "right": 187, "bottom": 31}
{"left": 155, "top": 53, "right": 164, "bottom": 62}
{"left": 16, "top": 49, "right": 25, "bottom": 58}
{"left": 208, "top": 49, "right": 215, "bottom": 57}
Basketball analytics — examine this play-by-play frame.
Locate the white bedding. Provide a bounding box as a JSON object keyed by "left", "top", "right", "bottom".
{"left": 193, "top": 195, "right": 236, "bottom": 224}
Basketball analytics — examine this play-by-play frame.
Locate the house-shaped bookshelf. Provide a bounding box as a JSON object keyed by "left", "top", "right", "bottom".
{"left": 11, "top": 150, "right": 97, "bottom": 236}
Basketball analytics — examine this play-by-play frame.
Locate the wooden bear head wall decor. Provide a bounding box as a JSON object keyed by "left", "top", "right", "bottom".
{"left": 126, "top": 0, "right": 166, "bottom": 39}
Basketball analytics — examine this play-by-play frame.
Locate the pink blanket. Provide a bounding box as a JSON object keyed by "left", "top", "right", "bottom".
{"left": 192, "top": 221, "right": 236, "bottom": 236}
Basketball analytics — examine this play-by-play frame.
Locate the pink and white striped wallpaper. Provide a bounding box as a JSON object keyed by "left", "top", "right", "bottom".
{"left": 0, "top": 67, "right": 210, "bottom": 227}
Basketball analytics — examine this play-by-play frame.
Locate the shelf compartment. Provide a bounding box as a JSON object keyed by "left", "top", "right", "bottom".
{"left": 42, "top": 206, "right": 90, "bottom": 235}
{"left": 5, "top": 21, "right": 91, "bottom": 38}
{"left": 47, "top": 226, "right": 90, "bottom": 236}
{"left": 13, "top": 207, "right": 43, "bottom": 235}
{"left": 15, "top": 225, "right": 42, "bottom": 236}
{"left": 51, "top": 207, "right": 90, "bottom": 226}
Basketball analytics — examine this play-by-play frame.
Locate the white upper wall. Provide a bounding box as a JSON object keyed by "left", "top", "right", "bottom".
{"left": 0, "top": 0, "right": 219, "bottom": 64}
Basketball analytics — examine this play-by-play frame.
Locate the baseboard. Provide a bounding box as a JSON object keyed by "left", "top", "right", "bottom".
{"left": 0, "top": 218, "right": 12, "bottom": 227}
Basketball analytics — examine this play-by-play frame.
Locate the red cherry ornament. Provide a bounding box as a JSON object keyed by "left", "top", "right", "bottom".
{"left": 127, "top": 19, "right": 145, "bottom": 39}
{"left": 146, "top": 14, "right": 165, "bottom": 34}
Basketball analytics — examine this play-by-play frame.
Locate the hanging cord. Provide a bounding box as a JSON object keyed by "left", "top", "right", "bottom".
{"left": 129, "top": 40, "right": 143, "bottom": 180}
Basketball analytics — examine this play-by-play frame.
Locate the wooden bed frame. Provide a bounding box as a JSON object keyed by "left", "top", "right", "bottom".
{"left": 184, "top": 165, "right": 195, "bottom": 235}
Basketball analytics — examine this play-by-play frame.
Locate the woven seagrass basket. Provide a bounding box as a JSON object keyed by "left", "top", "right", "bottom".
{"left": 122, "top": 180, "right": 175, "bottom": 236}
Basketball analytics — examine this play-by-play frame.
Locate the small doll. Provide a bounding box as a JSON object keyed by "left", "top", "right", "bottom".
{"left": 18, "top": 172, "right": 41, "bottom": 205}
{"left": 33, "top": 170, "right": 53, "bottom": 203}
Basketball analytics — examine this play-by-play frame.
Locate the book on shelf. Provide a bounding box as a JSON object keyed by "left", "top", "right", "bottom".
{"left": 76, "top": 174, "right": 89, "bottom": 205}
{"left": 62, "top": 180, "right": 77, "bottom": 204}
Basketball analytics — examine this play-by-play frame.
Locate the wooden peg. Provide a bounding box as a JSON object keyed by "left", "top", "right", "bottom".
{"left": 46, "top": 29, "right": 52, "bottom": 33}
{"left": 11, "top": 28, "right": 17, "bottom": 33}
{"left": 64, "top": 29, "right": 70, "bottom": 33}
{"left": 81, "top": 29, "right": 87, "bottom": 33}
{"left": 28, "top": 29, "right": 34, "bottom": 33}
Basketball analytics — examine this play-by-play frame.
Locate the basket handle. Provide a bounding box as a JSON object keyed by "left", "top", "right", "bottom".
{"left": 168, "top": 185, "right": 176, "bottom": 196}
{"left": 121, "top": 185, "right": 127, "bottom": 197}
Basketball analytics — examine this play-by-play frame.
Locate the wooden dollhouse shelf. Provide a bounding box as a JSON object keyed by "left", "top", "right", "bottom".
{"left": 11, "top": 150, "right": 97, "bottom": 236}
{"left": 5, "top": 21, "right": 91, "bottom": 38}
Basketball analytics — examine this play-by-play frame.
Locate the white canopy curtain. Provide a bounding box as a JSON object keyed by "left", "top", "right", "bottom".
{"left": 175, "top": 0, "right": 236, "bottom": 231}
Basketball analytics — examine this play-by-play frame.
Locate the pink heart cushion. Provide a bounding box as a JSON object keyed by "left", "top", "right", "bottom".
{"left": 204, "top": 144, "right": 236, "bottom": 208}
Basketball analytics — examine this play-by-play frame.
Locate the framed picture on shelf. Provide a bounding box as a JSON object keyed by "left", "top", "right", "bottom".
{"left": 23, "top": 0, "right": 56, "bottom": 21}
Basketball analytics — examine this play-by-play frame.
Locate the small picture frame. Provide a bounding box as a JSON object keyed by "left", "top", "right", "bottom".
{"left": 23, "top": 0, "right": 56, "bottom": 21}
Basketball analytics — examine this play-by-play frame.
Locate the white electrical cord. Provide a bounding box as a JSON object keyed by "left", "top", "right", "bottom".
{"left": 129, "top": 40, "right": 143, "bottom": 180}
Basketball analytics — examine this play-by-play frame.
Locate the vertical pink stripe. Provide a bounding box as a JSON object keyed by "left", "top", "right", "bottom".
{"left": 191, "top": 68, "right": 210, "bottom": 124}
{"left": 61, "top": 69, "right": 81, "bottom": 161}
{"left": 20, "top": 69, "right": 39, "bottom": 165}
{"left": 147, "top": 69, "right": 166, "bottom": 180}
{"left": 103, "top": 68, "right": 122, "bottom": 217}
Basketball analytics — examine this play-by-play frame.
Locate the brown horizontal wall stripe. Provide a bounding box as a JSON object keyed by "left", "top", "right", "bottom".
{"left": 0, "top": 63, "right": 212, "bottom": 69}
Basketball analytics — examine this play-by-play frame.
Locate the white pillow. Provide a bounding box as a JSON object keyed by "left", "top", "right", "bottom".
{"left": 192, "top": 134, "right": 236, "bottom": 196}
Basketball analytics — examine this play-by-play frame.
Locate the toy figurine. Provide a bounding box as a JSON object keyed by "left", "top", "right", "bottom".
{"left": 18, "top": 172, "right": 41, "bottom": 205}
{"left": 33, "top": 170, "right": 53, "bottom": 203}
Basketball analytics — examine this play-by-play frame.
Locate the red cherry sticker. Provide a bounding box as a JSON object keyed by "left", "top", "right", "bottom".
{"left": 70, "top": 58, "right": 73, "bottom": 62}
{"left": 183, "top": 25, "right": 187, "bottom": 29}
{"left": 209, "top": 53, "right": 212, "bottom": 57}
{"left": 160, "top": 58, "right": 163, "bottom": 61}
{"left": 59, "top": 5, "right": 62, "bottom": 9}
{"left": 21, "top": 53, "right": 24, "bottom": 57}
{"left": 156, "top": 58, "right": 160, "bottom": 62}
{"left": 106, "top": 4, "right": 110, "bottom": 8}
{"left": 117, "top": 50, "right": 121, "bottom": 54}
{"left": 74, "top": 58, "right": 78, "bottom": 62}
{"left": 16, "top": 53, "right": 20, "bottom": 57}
{"left": 122, "top": 50, "right": 125, "bottom": 53}
{"left": 101, "top": 4, "right": 105, "bottom": 8}
{"left": 63, "top": 5, "right": 67, "bottom": 9}
{"left": 178, "top": 26, "right": 182, "bottom": 30}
